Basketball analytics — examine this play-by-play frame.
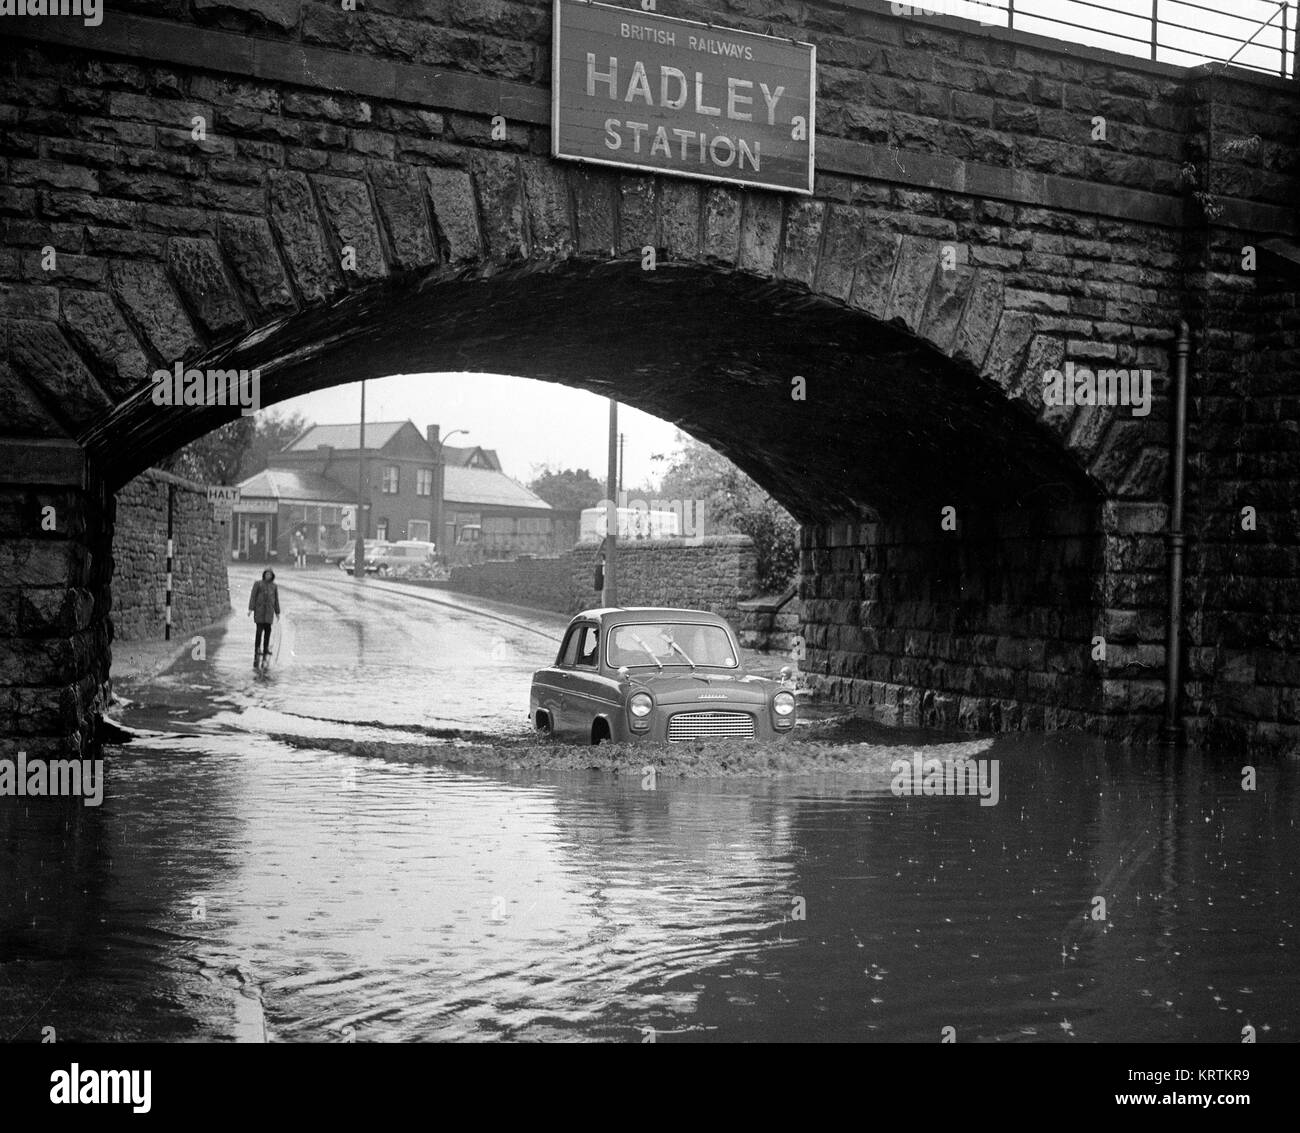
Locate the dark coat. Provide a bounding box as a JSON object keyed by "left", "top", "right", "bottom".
{"left": 249, "top": 579, "right": 280, "bottom": 623}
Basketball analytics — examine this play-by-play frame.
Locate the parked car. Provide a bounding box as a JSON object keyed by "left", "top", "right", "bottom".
{"left": 322, "top": 540, "right": 358, "bottom": 566}
{"left": 368, "top": 540, "right": 438, "bottom": 577}
{"left": 530, "top": 607, "right": 797, "bottom": 744}
{"left": 338, "top": 539, "right": 391, "bottom": 574}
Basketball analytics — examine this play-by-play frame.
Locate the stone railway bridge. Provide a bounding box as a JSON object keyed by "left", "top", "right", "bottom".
{"left": 1, "top": 0, "right": 1298, "bottom": 758}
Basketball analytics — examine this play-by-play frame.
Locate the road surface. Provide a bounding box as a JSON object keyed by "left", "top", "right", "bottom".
{"left": 117, "top": 563, "right": 570, "bottom": 743}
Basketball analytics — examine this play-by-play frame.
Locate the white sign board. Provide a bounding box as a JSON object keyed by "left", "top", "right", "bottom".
{"left": 208, "top": 485, "right": 239, "bottom": 524}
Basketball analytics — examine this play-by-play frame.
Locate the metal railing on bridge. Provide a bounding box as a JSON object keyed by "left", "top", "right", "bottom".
{"left": 889, "top": 0, "right": 1298, "bottom": 79}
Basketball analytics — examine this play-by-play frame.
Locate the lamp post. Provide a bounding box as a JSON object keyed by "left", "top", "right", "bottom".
{"left": 431, "top": 427, "right": 469, "bottom": 557}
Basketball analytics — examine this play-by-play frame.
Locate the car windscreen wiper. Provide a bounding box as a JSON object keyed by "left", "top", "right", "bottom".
{"left": 630, "top": 632, "right": 663, "bottom": 669}
{"left": 667, "top": 640, "right": 697, "bottom": 670}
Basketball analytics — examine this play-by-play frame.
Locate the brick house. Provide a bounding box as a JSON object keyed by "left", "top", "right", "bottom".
{"left": 247, "top": 420, "right": 556, "bottom": 558}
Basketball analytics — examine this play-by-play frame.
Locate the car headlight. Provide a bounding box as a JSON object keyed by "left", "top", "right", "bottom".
{"left": 629, "top": 692, "right": 653, "bottom": 718}
{"left": 773, "top": 691, "right": 795, "bottom": 717}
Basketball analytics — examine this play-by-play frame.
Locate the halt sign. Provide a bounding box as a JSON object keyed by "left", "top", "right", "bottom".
{"left": 552, "top": 0, "right": 815, "bottom": 194}
{"left": 207, "top": 485, "right": 239, "bottom": 522}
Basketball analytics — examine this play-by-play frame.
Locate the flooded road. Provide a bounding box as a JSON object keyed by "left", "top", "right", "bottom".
{"left": 2, "top": 569, "right": 1298, "bottom": 1042}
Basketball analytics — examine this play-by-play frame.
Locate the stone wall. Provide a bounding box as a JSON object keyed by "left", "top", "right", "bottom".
{"left": 443, "top": 537, "right": 759, "bottom": 623}
{"left": 738, "top": 588, "right": 803, "bottom": 653}
{"left": 111, "top": 469, "right": 231, "bottom": 641}
{"left": 444, "top": 554, "right": 576, "bottom": 614}
{"left": 569, "top": 536, "right": 758, "bottom": 624}
{"left": 802, "top": 506, "right": 1117, "bottom": 735}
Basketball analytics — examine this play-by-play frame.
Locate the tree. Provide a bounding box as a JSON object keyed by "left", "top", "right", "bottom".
{"left": 240, "top": 410, "right": 311, "bottom": 478}
{"left": 158, "top": 409, "right": 310, "bottom": 485}
{"left": 158, "top": 416, "right": 254, "bottom": 485}
{"left": 652, "top": 434, "right": 799, "bottom": 594}
{"left": 528, "top": 466, "right": 605, "bottom": 511}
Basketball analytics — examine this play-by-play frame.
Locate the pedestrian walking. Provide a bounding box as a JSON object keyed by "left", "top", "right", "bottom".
{"left": 248, "top": 568, "right": 280, "bottom": 669}
{"left": 293, "top": 529, "right": 307, "bottom": 568}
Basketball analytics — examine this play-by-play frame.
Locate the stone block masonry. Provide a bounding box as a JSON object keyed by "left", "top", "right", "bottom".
{"left": 1, "top": 4, "right": 1298, "bottom": 754}
{"left": 569, "top": 536, "right": 758, "bottom": 625}
{"left": 443, "top": 537, "right": 759, "bottom": 624}
{"left": 444, "top": 554, "right": 577, "bottom": 615}
{"left": 111, "top": 469, "right": 231, "bottom": 642}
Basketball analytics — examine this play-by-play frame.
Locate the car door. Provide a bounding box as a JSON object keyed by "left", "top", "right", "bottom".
{"left": 564, "top": 622, "right": 605, "bottom": 740}
{"left": 537, "top": 624, "right": 582, "bottom": 738}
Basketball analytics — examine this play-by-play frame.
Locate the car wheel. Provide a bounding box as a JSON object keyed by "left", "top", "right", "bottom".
{"left": 591, "top": 720, "right": 610, "bottom": 746}
{"left": 378, "top": 565, "right": 390, "bottom": 577}
{"left": 535, "top": 711, "right": 554, "bottom": 740}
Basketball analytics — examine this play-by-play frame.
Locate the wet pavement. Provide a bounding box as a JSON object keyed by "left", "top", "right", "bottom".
{"left": 2, "top": 565, "right": 1298, "bottom": 1042}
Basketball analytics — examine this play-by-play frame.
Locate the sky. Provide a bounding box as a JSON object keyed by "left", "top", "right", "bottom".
{"left": 267, "top": 372, "right": 687, "bottom": 489}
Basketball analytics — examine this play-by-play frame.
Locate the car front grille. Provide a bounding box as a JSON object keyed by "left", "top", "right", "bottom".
{"left": 666, "top": 711, "right": 756, "bottom": 741}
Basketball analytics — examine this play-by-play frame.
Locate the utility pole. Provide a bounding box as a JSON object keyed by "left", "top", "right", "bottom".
{"left": 602, "top": 398, "right": 618, "bottom": 607}
{"left": 432, "top": 428, "right": 469, "bottom": 560}
{"left": 353, "top": 380, "right": 366, "bottom": 581}
{"left": 618, "top": 432, "right": 625, "bottom": 493}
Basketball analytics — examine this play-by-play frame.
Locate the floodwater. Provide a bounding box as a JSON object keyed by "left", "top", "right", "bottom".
{"left": 2, "top": 568, "right": 1297, "bottom": 1042}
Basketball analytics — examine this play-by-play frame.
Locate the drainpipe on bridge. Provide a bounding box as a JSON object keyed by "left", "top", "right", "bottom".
{"left": 1160, "top": 320, "right": 1191, "bottom": 746}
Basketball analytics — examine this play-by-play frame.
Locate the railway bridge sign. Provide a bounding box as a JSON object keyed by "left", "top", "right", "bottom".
{"left": 551, "top": 0, "right": 816, "bottom": 194}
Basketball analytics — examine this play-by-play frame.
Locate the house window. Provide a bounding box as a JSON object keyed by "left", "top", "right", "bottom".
{"left": 382, "top": 466, "right": 399, "bottom": 494}
{"left": 408, "top": 520, "right": 430, "bottom": 542}
{"left": 416, "top": 468, "right": 433, "bottom": 496}
{"left": 377, "top": 519, "right": 388, "bottom": 541}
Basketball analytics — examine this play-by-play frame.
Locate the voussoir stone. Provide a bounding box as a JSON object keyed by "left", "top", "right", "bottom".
{"left": 269, "top": 170, "right": 342, "bottom": 305}
{"left": 425, "top": 166, "right": 482, "bottom": 262}
{"left": 216, "top": 213, "right": 296, "bottom": 319}
{"left": 166, "top": 237, "right": 248, "bottom": 340}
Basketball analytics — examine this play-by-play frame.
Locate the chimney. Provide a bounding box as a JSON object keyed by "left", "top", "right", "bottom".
{"left": 426, "top": 424, "right": 440, "bottom": 448}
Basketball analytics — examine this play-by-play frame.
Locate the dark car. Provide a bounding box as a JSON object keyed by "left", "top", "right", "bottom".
{"left": 530, "top": 607, "right": 797, "bottom": 744}
{"left": 337, "top": 538, "right": 390, "bottom": 574}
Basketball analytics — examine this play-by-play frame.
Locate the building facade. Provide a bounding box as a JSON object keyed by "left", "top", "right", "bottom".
{"left": 235, "top": 420, "right": 560, "bottom": 561}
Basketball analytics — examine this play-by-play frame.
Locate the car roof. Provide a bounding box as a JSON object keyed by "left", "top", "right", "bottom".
{"left": 573, "top": 607, "right": 731, "bottom": 626}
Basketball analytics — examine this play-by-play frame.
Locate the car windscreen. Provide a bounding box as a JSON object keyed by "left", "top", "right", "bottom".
{"left": 606, "top": 623, "right": 738, "bottom": 669}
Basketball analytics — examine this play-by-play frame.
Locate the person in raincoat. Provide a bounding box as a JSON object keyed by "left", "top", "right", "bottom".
{"left": 248, "top": 568, "right": 280, "bottom": 668}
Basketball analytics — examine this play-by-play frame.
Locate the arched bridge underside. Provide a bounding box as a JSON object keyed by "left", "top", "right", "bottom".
{"left": 2, "top": 2, "right": 1299, "bottom": 757}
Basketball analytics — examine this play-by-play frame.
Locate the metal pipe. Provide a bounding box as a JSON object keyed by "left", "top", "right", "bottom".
{"left": 1161, "top": 320, "right": 1191, "bottom": 745}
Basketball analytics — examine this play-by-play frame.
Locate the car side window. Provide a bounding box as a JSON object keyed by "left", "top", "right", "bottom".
{"left": 574, "top": 624, "right": 599, "bottom": 669}
{"left": 557, "top": 626, "right": 582, "bottom": 668}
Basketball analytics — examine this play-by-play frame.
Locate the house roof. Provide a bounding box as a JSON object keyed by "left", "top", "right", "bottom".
{"left": 442, "top": 444, "right": 501, "bottom": 470}
{"left": 284, "top": 421, "right": 409, "bottom": 452}
{"left": 443, "top": 466, "right": 551, "bottom": 510}
{"left": 234, "top": 467, "right": 355, "bottom": 504}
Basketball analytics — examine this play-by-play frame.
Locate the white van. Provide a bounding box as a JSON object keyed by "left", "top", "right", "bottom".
{"left": 370, "top": 540, "right": 438, "bottom": 576}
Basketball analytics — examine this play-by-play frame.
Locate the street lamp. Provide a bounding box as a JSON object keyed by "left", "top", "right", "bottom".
{"left": 431, "top": 427, "right": 469, "bottom": 556}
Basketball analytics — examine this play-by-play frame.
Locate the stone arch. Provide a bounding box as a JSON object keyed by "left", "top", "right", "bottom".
{"left": 4, "top": 158, "right": 1165, "bottom": 756}
{"left": 3, "top": 156, "right": 1139, "bottom": 504}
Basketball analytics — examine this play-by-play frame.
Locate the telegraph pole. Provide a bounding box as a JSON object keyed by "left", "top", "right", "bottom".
{"left": 353, "top": 380, "right": 366, "bottom": 581}
{"left": 602, "top": 398, "right": 618, "bottom": 607}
